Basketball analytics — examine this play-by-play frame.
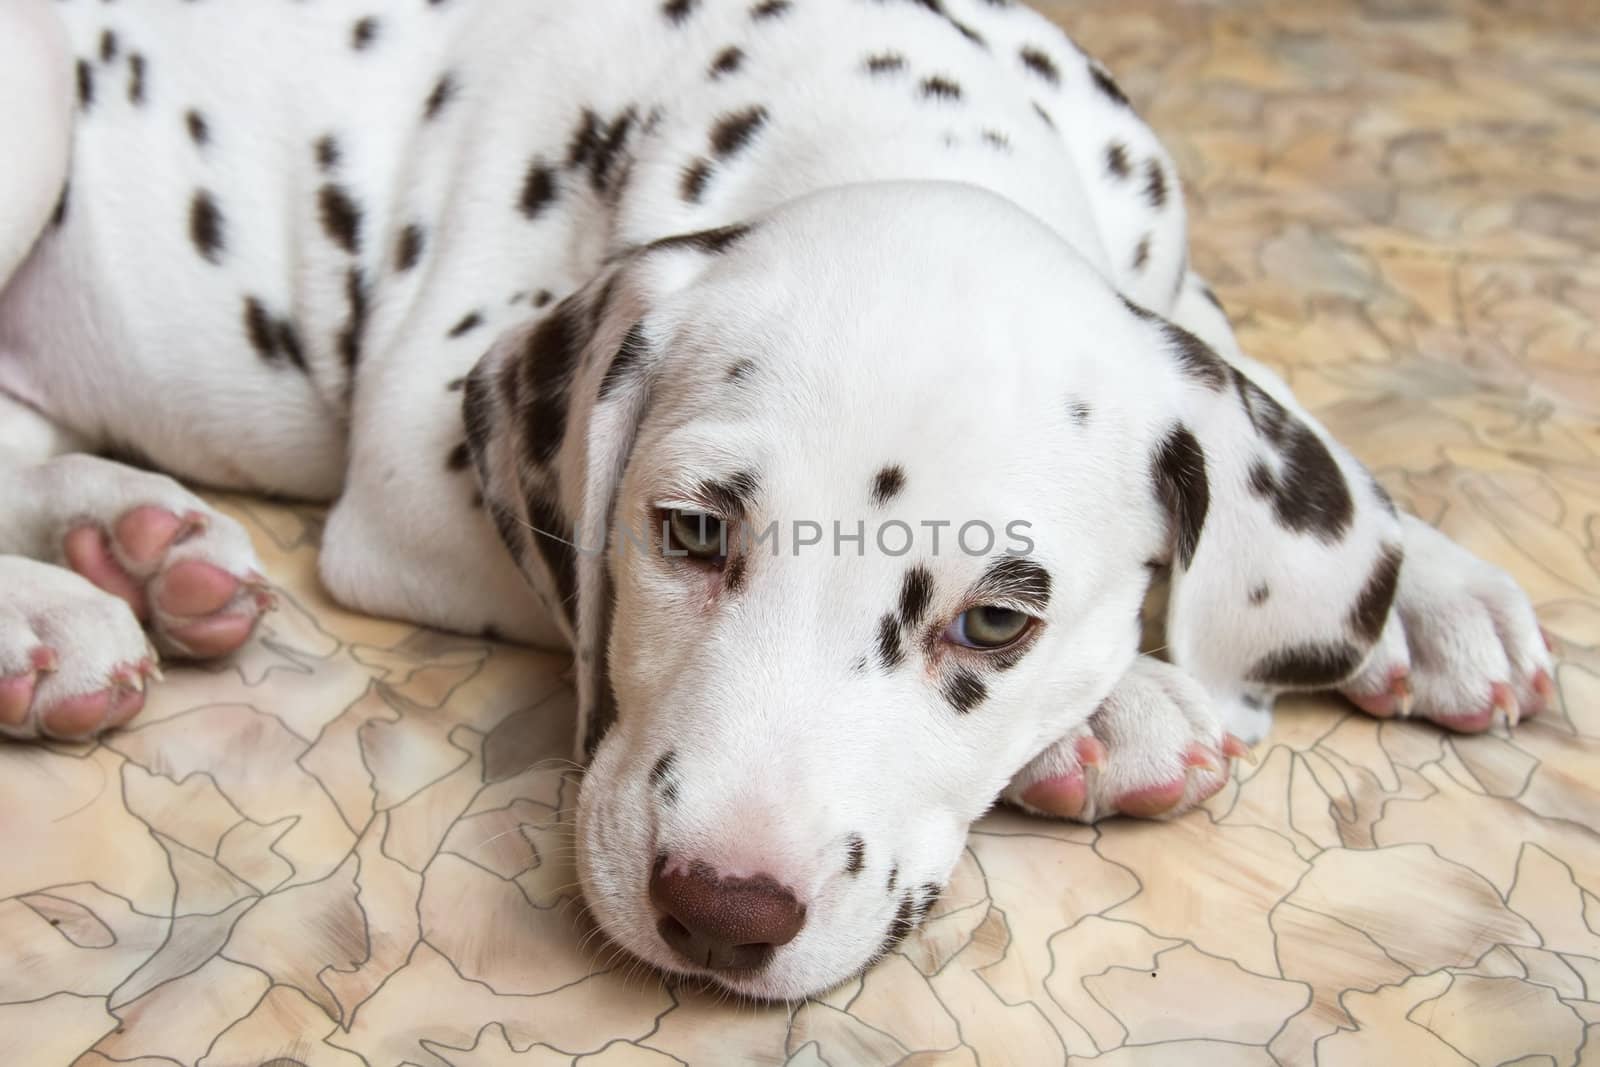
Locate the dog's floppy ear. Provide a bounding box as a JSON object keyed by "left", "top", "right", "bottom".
{"left": 1123, "top": 287, "right": 1404, "bottom": 725}
{"left": 463, "top": 224, "right": 754, "bottom": 760}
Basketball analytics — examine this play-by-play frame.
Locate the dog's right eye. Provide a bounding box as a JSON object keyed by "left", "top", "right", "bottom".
{"left": 665, "top": 509, "right": 727, "bottom": 562}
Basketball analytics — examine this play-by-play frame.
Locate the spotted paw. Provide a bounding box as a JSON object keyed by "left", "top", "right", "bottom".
{"left": 0, "top": 556, "right": 160, "bottom": 740}
{"left": 1341, "top": 514, "right": 1555, "bottom": 733}
{"left": 28, "top": 456, "right": 274, "bottom": 659}
{"left": 1002, "top": 656, "right": 1253, "bottom": 823}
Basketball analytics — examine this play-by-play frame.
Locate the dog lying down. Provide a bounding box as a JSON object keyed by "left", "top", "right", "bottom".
{"left": 0, "top": 0, "right": 1555, "bottom": 998}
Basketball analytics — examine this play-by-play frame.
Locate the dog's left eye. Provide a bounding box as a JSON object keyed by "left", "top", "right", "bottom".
{"left": 665, "top": 509, "right": 727, "bottom": 561}
{"left": 945, "top": 606, "right": 1033, "bottom": 649}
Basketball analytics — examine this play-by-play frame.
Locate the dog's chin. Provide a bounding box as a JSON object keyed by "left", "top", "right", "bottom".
{"left": 573, "top": 734, "right": 893, "bottom": 1002}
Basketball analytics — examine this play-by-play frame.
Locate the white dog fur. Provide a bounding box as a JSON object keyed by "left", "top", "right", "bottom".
{"left": 0, "top": 0, "right": 1553, "bottom": 999}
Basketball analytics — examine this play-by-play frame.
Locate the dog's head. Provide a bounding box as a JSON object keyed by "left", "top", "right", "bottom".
{"left": 464, "top": 182, "right": 1213, "bottom": 998}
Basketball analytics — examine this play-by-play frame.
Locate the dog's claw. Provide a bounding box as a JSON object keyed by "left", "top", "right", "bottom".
{"left": 1221, "top": 733, "right": 1258, "bottom": 766}
{"left": 1491, "top": 681, "right": 1518, "bottom": 728}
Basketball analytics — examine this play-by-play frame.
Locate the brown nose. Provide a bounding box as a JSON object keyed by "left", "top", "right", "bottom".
{"left": 648, "top": 856, "right": 807, "bottom": 971}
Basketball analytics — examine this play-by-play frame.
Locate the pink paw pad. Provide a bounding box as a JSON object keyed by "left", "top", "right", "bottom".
{"left": 1022, "top": 771, "right": 1086, "bottom": 819}
{"left": 63, "top": 525, "right": 148, "bottom": 618}
{"left": 37, "top": 659, "right": 156, "bottom": 739}
{"left": 1115, "top": 778, "right": 1188, "bottom": 818}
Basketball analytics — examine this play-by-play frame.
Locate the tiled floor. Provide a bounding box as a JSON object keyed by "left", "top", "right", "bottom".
{"left": 4, "top": 1, "right": 1598, "bottom": 1063}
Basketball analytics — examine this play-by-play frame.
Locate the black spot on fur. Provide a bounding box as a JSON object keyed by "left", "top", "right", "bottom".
{"left": 710, "top": 106, "right": 768, "bottom": 157}
{"left": 599, "top": 323, "right": 650, "bottom": 400}
{"left": 1144, "top": 159, "right": 1168, "bottom": 209}
{"left": 680, "top": 158, "right": 714, "bottom": 203}
{"left": 662, "top": 0, "right": 697, "bottom": 23}
{"left": 189, "top": 190, "right": 225, "bottom": 263}
{"left": 975, "top": 556, "right": 1052, "bottom": 612}
{"left": 885, "top": 893, "right": 916, "bottom": 950}
{"left": 845, "top": 835, "right": 866, "bottom": 875}
{"left": 1132, "top": 235, "right": 1151, "bottom": 272}
{"left": 1106, "top": 142, "right": 1131, "bottom": 180}
{"left": 351, "top": 17, "right": 381, "bottom": 50}
{"left": 241, "top": 297, "right": 306, "bottom": 371}
{"left": 513, "top": 302, "right": 587, "bottom": 468}
{"left": 1249, "top": 641, "right": 1364, "bottom": 689}
{"left": 1019, "top": 46, "right": 1059, "bottom": 85}
{"left": 315, "top": 135, "right": 341, "bottom": 172}
{"left": 396, "top": 224, "right": 426, "bottom": 272}
{"left": 1151, "top": 425, "right": 1209, "bottom": 569}
{"left": 700, "top": 471, "right": 761, "bottom": 516}
{"left": 1235, "top": 375, "right": 1354, "bottom": 543}
{"left": 527, "top": 490, "right": 578, "bottom": 614}
{"left": 878, "top": 614, "right": 904, "bottom": 669}
{"left": 943, "top": 671, "right": 987, "bottom": 714}
{"left": 99, "top": 29, "right": 118, "bottom": 63}
{"left": 1349, "top": 544, "right": 1402, "bottom": 642}
{"left": 519, "top": 161, "right": 559, "bottom": 219}
{"left": 185, "top": 110, "right": 209, "bottom": 146}
{"left": 650, "top": 750, "right": 677, "bottom": 787}
{"left": 317, "top": 184, "right": 363, "bottom": 254}
{"left": 76, "top": 60, "right": 94, "bottom": 111}
{"left": 871, "top": 465, "right": 906, "bottom": 507}
{"left": 725, "top": 554, "right": 748, "bottom": 592}
{"left": 981, "top": 129, "right": 1011, "bottom": 151}
{"left": 888, "top": 865, "right": 899, "bottom": 893}
{"left": 898, "top": 566, "right": 934, "bottom": 629}
{"left": 448, "top": 311, "right": 483, "bottom": 339}
{"left": 446, "top": 376, "right": 467, "bottom": 392}
{"left": 1068, "top": 399, "right": 1092, "bottom": 424}
{"left": 1090, "top": 64, "right": 1130, "bottom": 107}
{"left": 921, "top": 76, "right": 962, "bottom": 100}
{"left": 126, "top": 53, "right": 145, "bottom": 104}
{"left": 534, "top": 290, "right": 554, "bottom": 308}
{"left": 337, "top": 268, "right": 370, "bottom": 369}
{"left": 1201, "top": 284, "right": 1225, "bottom": 313}
{"left": 865, "top": 52, "right": 906, "bottom": 74}
{"left": 648, "top": 222, "right": 753, "bottom": 256}
{"left": 727, "top": 358, "right": 757, "bottom": 381}
{"left": 1249, "top": 584, "right": 1270, "bottom": 606}
{"left": 1033, "top": 101, "right": 1054, "bottom": 128}
{"left": 891, "top": 0, "right": 986, "bottom": 46}
{"left": 750, "top": 0, "right": 791, "bottom": 18}
{"left": 50, "top": 184, "right": 69, "bottom": 228}
{"left": 447, "top": 442, "right": 472, "bottom": 472}
{"left": 709, "top": 46, "right": 745, "bottom": 78}
{"left": 243, "top": 298, "right": 275, "bottom": 361}
{"left": 424, "top": 73, "right": 456, "bottom": 120}
{"left": 1158, "top": 315, "right": 1228, "bottom": 395}
{"left": 567, "top": 107, "right": 637, "bottom": 193}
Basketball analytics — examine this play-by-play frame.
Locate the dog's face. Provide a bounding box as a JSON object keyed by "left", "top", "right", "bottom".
{"left": 471, "top": 184, "right": 1195, "bottom": 998}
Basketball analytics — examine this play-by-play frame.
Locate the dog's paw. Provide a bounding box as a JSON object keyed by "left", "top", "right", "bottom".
{"left": 0, "top": 556, "right": 159, "bottom": 740}
{"left": 1341, "top": 514, "right": 1555, "bottom": 733}
{"left": 40, "top": 456, "right": 273, "bottom": 659}
{"left": 1002, "top": 656, "right": 1253, "bottom": 822}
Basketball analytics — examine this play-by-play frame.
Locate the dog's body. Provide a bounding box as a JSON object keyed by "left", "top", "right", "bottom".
{"left": 0, "top": 0, "right": 1554, "bottom": 998}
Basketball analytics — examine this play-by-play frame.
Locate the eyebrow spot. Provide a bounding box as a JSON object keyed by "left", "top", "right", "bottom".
{"left": 871, "top": 465, "right": 906, "bottom": 507}
{"left": 974, "top": 556, "right": 1052, "bottom": 611}
{"left": 898, "top": 566, "right": 934, "bottom": 628}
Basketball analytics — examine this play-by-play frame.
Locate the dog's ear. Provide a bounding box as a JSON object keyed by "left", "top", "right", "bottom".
{"left": 463, "top": 224, "right": 755, "bottom": 760}
{"left": 1123, "top": 288, "right": 1405, "bottom": 722}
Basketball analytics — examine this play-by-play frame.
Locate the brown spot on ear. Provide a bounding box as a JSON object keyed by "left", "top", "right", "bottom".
{"left": 1151, "top": 425, "right": 1209, "bottom": 569}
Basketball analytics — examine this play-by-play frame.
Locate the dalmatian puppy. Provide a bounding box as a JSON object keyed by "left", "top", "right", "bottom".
{"left": 0, "top": 0, "right": 1555, "bottom": 998}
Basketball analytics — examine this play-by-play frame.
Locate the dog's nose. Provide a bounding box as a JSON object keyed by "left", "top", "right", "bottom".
{"left": 648, "top": 856, "right": 807, "bottom": 971}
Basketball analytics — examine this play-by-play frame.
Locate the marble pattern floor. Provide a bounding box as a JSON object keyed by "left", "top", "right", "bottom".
{"left": 4, "top": 0, "right": 1599, "bottom": 1063}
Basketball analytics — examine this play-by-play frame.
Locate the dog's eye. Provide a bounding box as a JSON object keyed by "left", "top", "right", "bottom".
{"left": 946, "top": 606, "right": 1033, "bottom": 649}
{"left": 665, "top": 509, "right": 727, "bottom": 561}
